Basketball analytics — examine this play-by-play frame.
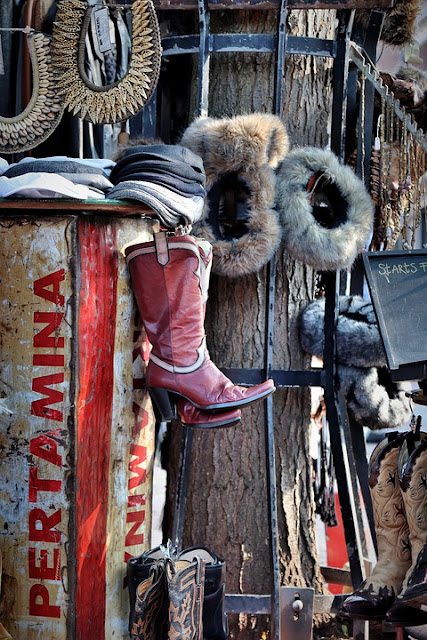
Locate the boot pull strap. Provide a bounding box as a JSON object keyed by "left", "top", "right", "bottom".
{"left": 154, "top": 231, "right": 169, "bottom": 266}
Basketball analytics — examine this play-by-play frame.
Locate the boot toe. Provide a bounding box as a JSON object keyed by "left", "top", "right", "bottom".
{"left": 340, "top": 586, "right": 396, "bottom": 620}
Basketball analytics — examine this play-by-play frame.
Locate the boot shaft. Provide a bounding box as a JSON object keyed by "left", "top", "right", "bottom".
{"left": 166, "top": 557, "right": 205, "bottom": 640}
{"left": 399, "top": 436, "right": 427, "bottom": 579}
{"left": 367, "top": 434, "right": 411, "bottom": 589}
{"left": 125, "top": 234, "right": 213, "bottom": 370}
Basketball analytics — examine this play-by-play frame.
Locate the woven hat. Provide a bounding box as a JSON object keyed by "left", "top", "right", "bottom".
{"left": 180, "top": 113, "right": 290, "bottom": 278}
{"left": 275, "top": 147, "right": 374, "bottom": 271}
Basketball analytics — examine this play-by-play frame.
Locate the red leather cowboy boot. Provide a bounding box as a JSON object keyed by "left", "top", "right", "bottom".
{"left": 177, "top": 398, "right": 241, "bottom": 429}
{"left": 125, "top": 233, "right": 275, "bottom": 413}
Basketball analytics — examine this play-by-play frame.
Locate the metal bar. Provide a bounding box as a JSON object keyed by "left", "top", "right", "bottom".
{"left": 322, "top": 271, "right": 364, "bottom": 588}
{"left": 220, "top": 367, "right": 324, "bottom": 387}
{"left": 330, "top": 11, "right": 353, "bottom": 158}
{"left": 197, "top": 0, "right": 210, "bottom": 117}
{"left": 151, "top": 0, "right": 394, "bottom": 10}
{"left": 264, "top": 257, "right": 281, "bottom": 640}
{"left": 348, "top": 414, "right": 377, "bottom": 555}
{"left": 349, "top": 44, "right": 427, "bottom": 152}
{"left": 171, "top": 426, "right": 194, "bottom": 551}
{"left": 161, "top": 34, "right": 336, "bottom": 57}
{"left": 273, "top": 0, "right": 288, "bottom": 116}
{"left": 224, "top": 593, "right": 350, "bottom": 615}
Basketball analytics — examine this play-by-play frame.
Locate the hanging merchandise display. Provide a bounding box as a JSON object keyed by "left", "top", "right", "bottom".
{"left": 128, "top": 545, "right": 228, "bottom": 640}
{"left": 299, "top": 295, "right": 387, "bottom": 369}
{"left": 0, "top": 31, "right": 65, "bottom": 154}
{"left": 341, "top": 429, "right": 427, "bottom": 624}
{"left": 180, "top": 113, "right": 289, "bottom": 278}
{"left": 125, "top": 232, "right": 275, "bottom": 414}
{"left": 50, "top": 0, "right": 162, "bottom": 125}
{"left": 275, "top": 147, "right": 374, "bottom": 271}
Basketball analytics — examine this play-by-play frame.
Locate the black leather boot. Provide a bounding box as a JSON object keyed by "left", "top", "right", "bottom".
{"left": 128, "top": 545, "right": 228, "bottom": 640}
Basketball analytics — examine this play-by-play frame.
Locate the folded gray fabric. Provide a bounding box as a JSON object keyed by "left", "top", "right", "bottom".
{"left": 110, "top": 144, "right": 205, "bottom": 186}
{"left": 4, "top": 160, "right": 113, "bottom": 192}
{"left": 113, "top": 170, "right": 206, "bottom": 196}
{"left": 107, "top": 180, "right": 205, "bottom": 229}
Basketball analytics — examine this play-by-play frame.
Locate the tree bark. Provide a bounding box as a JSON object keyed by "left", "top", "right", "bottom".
{"left": 162, "top": 8, "right": 337, "bottom": 639}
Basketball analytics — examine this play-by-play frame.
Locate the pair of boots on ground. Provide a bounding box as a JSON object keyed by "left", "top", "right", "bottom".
{"left": 125, "top": 231, "right": 275, "bottom": 429}
{"left": 341, "top": 429, "right": 427, "bottom": 626}
{"left": 127, "top": 543, "right": 227, "bottom": 640}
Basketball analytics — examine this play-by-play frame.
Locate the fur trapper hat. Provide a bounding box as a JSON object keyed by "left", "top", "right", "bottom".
{"left": 299, "top": 295, "right": 387, "bottom": 369}
{"left": 275, "top": 147, "right": 374, "bottom": 271}
{"left": 338, "top": 365, "right": 411, "bottom": 431}
{"left": 180, "top": 113, "right": 290, "bottom": 278}
{"left": 354, "top": 0, "right": 421, "bottom": 47}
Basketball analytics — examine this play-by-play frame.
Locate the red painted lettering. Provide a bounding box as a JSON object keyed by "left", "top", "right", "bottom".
{"left": 29, "top": 584, "right": 61, "bottom": 618}
{"left": 31, "top": 373, "right": 64, "bottom": 422}
{"left": 33, "top": 270, "right": 65, "bottom": 306}
{"left": 33, "top": 312, "right": 64, "bottom": 349}
{"left": 30, "top": 435, "right": 62, "bottom": 467}
{"left": 128, "top": 495, "right": 146, "bottom": 508}
{"left": 29, "top": 509, "right": 61, "bottom": 543}
{"left": 33, "top": 354, "right": 64, "bottom": 366}
{"left": 128, "top": 444, "right": 147, "bottom": 489}
{"left": 125, "top": 510, "right": 146, "bottom": 547}
{"left": 29, "top": 548, "right": 60, "bottom": 580}
{"left": 29, "top": 467, "right": 61, "bottom": 502}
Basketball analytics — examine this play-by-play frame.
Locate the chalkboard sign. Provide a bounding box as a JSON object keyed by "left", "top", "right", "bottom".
{"left": 362, "top": 250, "right": 427, "bottom": 372}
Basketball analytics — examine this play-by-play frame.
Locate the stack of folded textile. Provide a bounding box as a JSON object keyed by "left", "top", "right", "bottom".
{"left": 107, "top": 144, "right": 206, "bottom": 231}
{"left": 0, "top": 156, "right": 115, "bottom": 200}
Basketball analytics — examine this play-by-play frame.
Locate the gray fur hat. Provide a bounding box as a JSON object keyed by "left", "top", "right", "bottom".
{"left": 275, "top": 147, "right": 374, "bottom": 271}
{"left": 338, "top": 365, "right": 412, "bottom": 430}
{"left": 299, "top": 295, "right": 387, "bottom": 368}
{"left": 180, "top": 113, "right": 290, "bottom": 278}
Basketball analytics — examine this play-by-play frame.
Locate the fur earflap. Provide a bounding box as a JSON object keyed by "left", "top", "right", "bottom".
{"left": 338, "top": 365, "right": 411, "bottom": 430}
{"left": 299, "top": 295, "right": 387, "bottom": 368}
{"left": 275, "top": 147, "right": 374, "bottom": 271}
{"left": 180, "top": 114, "right": 290, "bottom": 278}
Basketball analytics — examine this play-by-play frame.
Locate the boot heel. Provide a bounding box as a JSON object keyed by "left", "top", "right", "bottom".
{"left": 148, "top": 387, "right": 177, "bottom": 422}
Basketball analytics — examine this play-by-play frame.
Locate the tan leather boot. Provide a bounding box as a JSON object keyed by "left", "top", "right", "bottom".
{"left": 386, "top": 436, "right": 427, "bottom": 626}
{"left": 166, "top": 556, "right": 205, "bottom": 640}
{"left": 340, "top": 433, "right": 412, "bottom": 620}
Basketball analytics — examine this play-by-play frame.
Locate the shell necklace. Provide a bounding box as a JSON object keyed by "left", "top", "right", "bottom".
{"left": 0, "top": 31, "right": 65, "bottom": 154}
{"left": 51, "top": 0, "right": 162, "bottom": 125}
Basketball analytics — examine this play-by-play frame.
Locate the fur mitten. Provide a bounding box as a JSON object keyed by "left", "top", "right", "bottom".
{"left": 299, "top": 295, "right": 387, "bottom": 369}
{"left": 180, "top": 113, "right": 289, "bottom": 278}
{"left": 275, "top": 147, "right": 374, "bottom": 271}
{"left": 338, "top": 365, "right": 411, "bottom": 430}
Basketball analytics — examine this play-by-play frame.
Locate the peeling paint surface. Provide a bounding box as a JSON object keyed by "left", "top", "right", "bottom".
{"left": 0, "top": 215, "right": 155, "bottom": 640}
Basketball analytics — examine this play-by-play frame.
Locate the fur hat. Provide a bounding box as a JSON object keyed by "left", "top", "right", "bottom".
{"left": 180, "top": 113, "right": 290, "bottom": 278}
{"left": 338, "top": 365, "right": 412, "bottom": 431}
{"left": 299, "top": 295, "right": 387, "bottom": 369}
{"left": 275, "top": 147, "right": 374, "bottom": 271}
{"left": 354, "top": 0, "right": 421, "bottom": 47}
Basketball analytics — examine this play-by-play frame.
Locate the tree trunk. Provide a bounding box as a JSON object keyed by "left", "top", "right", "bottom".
{"left": 162, "top": 8, "right": 337, "bottom": 639}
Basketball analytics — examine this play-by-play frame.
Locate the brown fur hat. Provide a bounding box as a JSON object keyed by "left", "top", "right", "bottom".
{"left": 180, "top": 113, "right": 289, "bottom": 278}
{"left": 354, "top": 0, "right": 421, "bottom": 47}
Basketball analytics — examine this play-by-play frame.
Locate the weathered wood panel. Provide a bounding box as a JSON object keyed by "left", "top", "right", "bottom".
{"left": 0, "top": 214, "right": 155, "bottom": 640}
